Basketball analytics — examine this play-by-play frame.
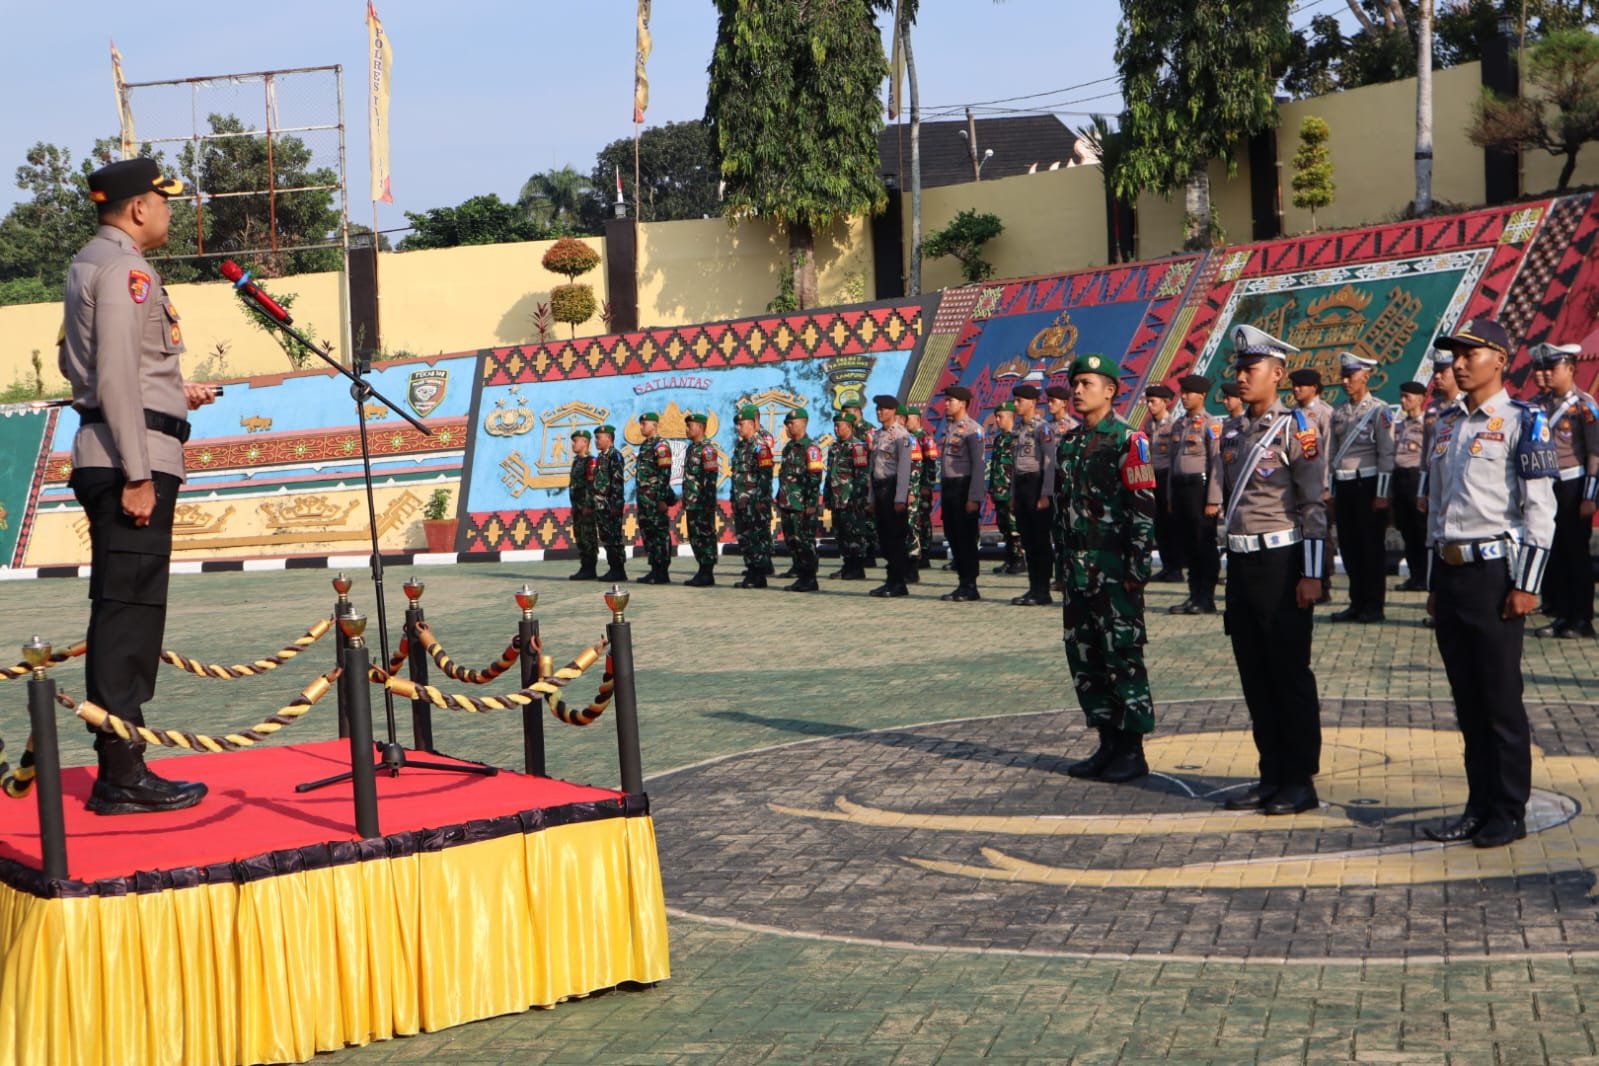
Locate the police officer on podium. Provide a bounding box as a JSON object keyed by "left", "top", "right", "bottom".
{"left": 1422, "top": 318, "right": 1557, "bottom": 848}
{"left": 61, "top": 158, "right": 216, "bottom": 815}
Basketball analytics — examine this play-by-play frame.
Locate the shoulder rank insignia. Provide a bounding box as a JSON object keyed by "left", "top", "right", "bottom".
{"left": 1291, "top": 408, "right": 1319, "bottom": 459}
{"left": 1513, "top": 401, "right": 1558, "bottom": 478}
{"left": 1121, "top": 432, "right": 1157, "bottom": 491}
{"left": 1207, "top": 421, "right": 1222, "bottom": 440}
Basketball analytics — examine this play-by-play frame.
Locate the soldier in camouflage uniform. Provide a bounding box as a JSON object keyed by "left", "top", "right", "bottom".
{"left": 680, "top": 412, "right": 722, "bottom": 587}
{"left": 593, "top": 425, "right": 629, "bottom": 582}
{"left": 633, "top": 411, "right": 677, "bottom": 584}
{"left": 730, "top": 404, "right": 776, "bottom": 588}
{"left": 898, "top": 406, "right": 928, "bottom": 581}
{"left": 987, "top": 401, "right": 1025, "bottom": 575}
{"left": 777, "top": 407, "right": 825, "bottom": 592}
{"left": 1046, "top": 385, "right": 1081, "bottom": 590}
{"left": 1056, "top": 353, "right": 1159, "bottom": 784}
{"left": 825, "top": 410, "right": 872, "bottom": 580}
{"left": 842, "top": 397, "right": 879, "bottom": 568}
{"left": 913, "top": 409, "right": 939, "bottom": 569}
{"left": 567, "top": 428, "right": 599, "bottom": 580}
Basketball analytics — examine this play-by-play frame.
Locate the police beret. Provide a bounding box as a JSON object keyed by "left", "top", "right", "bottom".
{"left": 872, "top": 394, "right": 900, "bottom": 409}
{"left": 596, "top": 424, "right": 617, "bottom": 436}
{"left": 1218, "top": 382, "right": 1243, "bottom": 399}
{"left": 735, "top": 404, "right": 760, "bottom": 421}
{"left": 1012, "top": 384, "right": 1041, "bottom": 400}
{"left": 1288, "top": 369, "right": 1322, "bottom": 387}
{"left": 685, "top": 411, "right": 708, "bottom": 425}
{"left": 570, "top": 428, "right": 593, "bottom": 439}
{"left": 1044, "top": 384, "right": 1074, "bottom": 400}
{"left": 785, "top": 407, "right": 809, "bottom": 422}
{"left": 88, "top": 157, "right": 185, "bottom": 204}
{"left": 834, "top": 410, "right": 857, "bottom": 424}
{"left": 941, "top": 385, "right": 974, "bottom": 403}
{"left": 639, "top": 411, "right": 660, "bottom": 423}
{"left": 1435, "top": 317, "right": 1510, "bottom": 354}
{"left": 1399, "top": 381, "right": 1427, "bottom": 395}
{"left": 996, "top": 400, "right": 1017, "bottom": 412}
{"left": 1143, "top": 383, "right": 1174, "bottom": 400}
{"left": 1178, "top": 374, "right": 1210, "bottom": 394}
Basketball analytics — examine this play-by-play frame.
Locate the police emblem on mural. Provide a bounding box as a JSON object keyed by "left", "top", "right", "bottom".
{"left": 484, "top": 385, "right": 535, "bottom": 438}
{"left": 407, "top": 368, "right": 449, "bottom": 417}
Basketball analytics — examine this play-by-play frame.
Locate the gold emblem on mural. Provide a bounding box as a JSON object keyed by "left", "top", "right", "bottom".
{"left": 623, "top": 402, "right": 718, "bottom": 445}
{"left": 495, "top": 401, "right": 611, "bottom": 496}
{"left": 824, "top": 355, "right": 876, "bottom": 412}
{"left": 363, "top": 403, "right": 389, "bottom": 420}
{"left": 260, "top": 495, "right": 362, "bottom": 531}
{"left": 172, "top": 503, "right": 235, "bottom": 537}
{"left": 736, "top": 390, "right": 807, "bottom": 442}
{"left": 993, "top": 355, "right": 1032, "bottom": 381}
{"left": 240, "top": 416, "right": 273, "bottom": 434}
{"left": 485, "top": 386, "right": 535, "bottom": 438}
{"left": 1027, "top": 310, "right": 1079, "bottom": 373}
{"left": 1245, "top": 283, "right": 1421, "bottom": 389}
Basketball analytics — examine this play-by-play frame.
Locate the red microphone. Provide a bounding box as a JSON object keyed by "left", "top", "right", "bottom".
{"left": 220, "top": 260, "right": 293, "bottom": 324}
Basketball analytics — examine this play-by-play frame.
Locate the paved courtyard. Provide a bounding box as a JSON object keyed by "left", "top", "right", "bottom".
{"left": 5, "top": 555, "right": 1599, "bottom": 1064}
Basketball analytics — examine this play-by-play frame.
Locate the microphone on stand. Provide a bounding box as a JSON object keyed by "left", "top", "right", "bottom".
{"left": 220, "top": 260, "right": 293, "bottom": 324}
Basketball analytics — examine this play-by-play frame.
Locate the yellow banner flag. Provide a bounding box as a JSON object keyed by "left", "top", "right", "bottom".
{"left": 634, "top": 0, "right": 652, "bottom": 124}
{"left": 110, "top": 39, "right": 137, "bottom": 160}
{"left": 887, "top": 0, "right": 904, "bottom": 120}
{"left": 367, "top": 2, "right": 394, "bottom": 203}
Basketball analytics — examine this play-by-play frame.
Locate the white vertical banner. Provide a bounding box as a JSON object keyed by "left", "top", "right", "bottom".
{"left": 110, "top": 39, "right": 137, "bottom": 159}
{"left": 367, "top": 2, "right": 394, "bottom": 203}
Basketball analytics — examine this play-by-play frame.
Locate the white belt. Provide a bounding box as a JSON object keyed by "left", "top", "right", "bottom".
{"left": 1435, "top": 538, "right": 1510, "bottom": 565}
{"left": 1558, "top": 466, "right": 1584, "bottom": 482}
{"left": 1227, "top": 528, "right": 1303, "bottom": 553}
{"left": 1333, "top": 467, "right": 1378, "bottom": 481}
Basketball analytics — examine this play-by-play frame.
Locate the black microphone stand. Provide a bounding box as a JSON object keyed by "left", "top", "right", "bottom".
{"left": 224, "top": 284, "right": 496, "bottom": 791}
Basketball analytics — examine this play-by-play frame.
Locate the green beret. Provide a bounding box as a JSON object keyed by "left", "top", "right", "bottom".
{"left": 735, "top": 404, "right": 760, "bottom": 421}
{"left": 785, "top": 407, "right": 809, "bottom": 422}
{"left": 596, "top": 424, "right": 617, "bottom": 436}
{"left": 996, "top": 401, "right": 1017, "bottom": 413}
{"left": 639, "top": 411, "right": 660, "bottom": 423}
{"left": 834, "top": 410, "right": 857, "bottom": 424}
{"left": 685, "top": 411, "right": 708, "bottom": 425}
{"left": 570, "top": 429, "right": 592, "bottom": 440}
{"left": 898, "top": 404, "right": 918, "bottom": 416}
{"left": 1069, "top": 352, "right": 1119, "bottom": 382}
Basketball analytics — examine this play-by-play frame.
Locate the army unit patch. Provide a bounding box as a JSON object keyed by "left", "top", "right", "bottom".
{"left": 128, "top": 270, "right": 151, "bottom": 304}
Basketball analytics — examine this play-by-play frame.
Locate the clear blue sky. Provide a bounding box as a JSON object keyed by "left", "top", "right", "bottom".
{"left": 0, "top": 1, "right": 1356, "bottom": 226}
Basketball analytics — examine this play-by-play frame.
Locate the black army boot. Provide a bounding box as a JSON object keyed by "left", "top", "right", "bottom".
{"left": 733, "top": 569, "right": 768, "bottom": 589}
{"left": 785, "top": 569, "right": 820, "bottom": 592}
{"left": 636, "top": 565, "right": 665, "bottom": 585}
{"left": 599, "top": 549, "right": 628, "bottom": 583}
{"left": 1066, "top": 727, "right": 1117, "bottom": 779}
{"left": 839, "top": 558, "right": 867, "bottom": 580}
{"left": 569, "top": 556, "right": 599, "bottom": 581}
{"left": 684, "top": 564, "right": 715, "bottom": 587}
{"left": 1098, "top": 731, "right": 1150, "bottom": 784}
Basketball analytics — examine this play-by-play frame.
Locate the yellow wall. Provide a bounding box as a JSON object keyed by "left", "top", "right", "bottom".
{"left": 1134, "top": 156, "right": 1258, "bottom": 261}
{"left": 633, "top": 215, "right": 875, "bottom": 328}
{"left": 910, "top": 165, "right": 1111, "bottom": 291}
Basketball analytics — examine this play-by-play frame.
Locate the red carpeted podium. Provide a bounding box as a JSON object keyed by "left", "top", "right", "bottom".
{"left": 0, "top": 741, "right": 670, "bottom": 1066}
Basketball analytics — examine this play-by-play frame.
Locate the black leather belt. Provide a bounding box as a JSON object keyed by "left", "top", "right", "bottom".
{"left": 1171, "top": 472, "right": 1207, "bottom": 484}
{"left": 1066, "top": 530, "right": 1122, "bottom": 551}
{"left": 77, "top": 407, "right": 192, "bottom": 443}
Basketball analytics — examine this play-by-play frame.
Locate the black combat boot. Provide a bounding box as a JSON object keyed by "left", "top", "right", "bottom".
{"left": 684, "top": 565, "right": 715, "bottom": 587}
{"left": 1098, "top": 731, "right": 1150, "bottom": 784}
{"left": 598, "top": 549, "right": 628, "bottom": 583}
{"left": 1066, "top": 727, "right": 1117, "bottom": 779}
{"left": 785, "top": 569, "right": 820, "bottom": 592}
{"left": 569, "top": 557, "right": 599, "bottom": 581}
{"left": 733, "top": 569, "right": 768, "bottom": 589}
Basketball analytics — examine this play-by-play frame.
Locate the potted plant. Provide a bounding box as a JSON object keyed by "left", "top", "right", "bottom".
{"left": 421, "top": 488, "right": 458, "bottom": 553}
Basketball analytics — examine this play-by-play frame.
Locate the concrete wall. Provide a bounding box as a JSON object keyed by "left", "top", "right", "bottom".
{"left": 1133, "top": 155, "right": 1259, "bottom": 261}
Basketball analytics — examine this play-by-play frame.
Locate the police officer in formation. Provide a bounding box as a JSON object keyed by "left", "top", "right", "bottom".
{"left": 1423, "top": 318, "right": 1557, "bottom": 848}
{"left": 870, "top": 394, "right": 916, "bottom": 597}
{"left": 1530, "top": 343, "right": 1599, "bottom": 638}
{"left": 1208, "top": 325, "right": 1329, "bottom": 816}
{"left": 1010, "top": 384, "right": 1057, "bottom": 605}
{"left": 824, "top": 410, "right": 872, "bottom": 581}
{"left": 937, "top": 385, "right": 987, "bottom": 601}
{"left": 777, "top": 408, "right": 824, "bottom": 592}
{"left": 633, "top": 412, "right": 677, "bottom": 583}
{"left": 729, "top": 405, "right": 775, "bottom": 589}
{"left": 1416, "top": 350, "right": 1461, "bottom": 629}
{"left": 1057, "top": 353, "right": 1159, "bottom": 784}
{"left": 567, "top": 428, "right": 599, "bottom": 580}
{"left": 986, "top": 400, "right": 1026, "bottom": 574}
{"left": 593, "top": 425, "right": 629, "bottom": 581}
{"left": 1167, "top": 375, "right": 1222, "bottom": 615}
{"left": 1328, "top": 352, "right": 1395, "bottom": 623}
{"left": 1143, "top": 383, "right": 1183, "bottom": 583}
{"left": 1391, "top": 381, "right": 1430, "bottom": 591}
{"left": 680, "top": 412, "right": 721, "bottom": 587}
{"left": 1219, "top": 380, "right": 1246, "bottom": 424}
{"left": 1288, "top": 367, "right": 1336, "bottom": 604}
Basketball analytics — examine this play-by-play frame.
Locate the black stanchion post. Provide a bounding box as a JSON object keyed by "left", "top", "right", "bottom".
{"left": 401, "top": 577, "right": 435, "bottom": 753}
{"left": 604, "top": 586, "right": 644, "bottom": 796}
{"left": 332, "top": 572, "right": 353, "bottom": 740}
{"left": 21, "top": 637, "right": 67, "bottom": 880}
{"left": 516, "top": 585, "right": 547, "bottom": 777}
{"left": 337, "top": 612, "right": 382, "bottom": 838}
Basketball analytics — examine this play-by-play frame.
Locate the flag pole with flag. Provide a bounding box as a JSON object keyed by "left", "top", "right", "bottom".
{"left": 110, "top": 39, "right": 137, "bottom": 160}
{"left": 367, "top": 1, "right": 394, "bottom": 205}
{"left": 633, "top": 0, "right": 651, "bottom": 220}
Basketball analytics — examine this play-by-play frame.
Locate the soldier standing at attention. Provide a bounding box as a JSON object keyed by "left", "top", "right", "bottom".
{"left": 824, "top": 410, "right": 872, "bottom": 581}
{"left": 938, "top": 385, "right": 987, "bottom": 601}
{"left": 1045, "top": 385, "right": 1080, "bottom": 591}
{"left": 1416, "top": 352, "right": 1460, "bottom": 628}
{"left": 1208, "top": 325, "right": 1329, "bottom": 816}
{"left": 62, "top": 158, "right": 216, "bottom": 815}
{"left": 1530, "top": 342, "right": 1599, "bottom": 639}
{"left": 1422, "top": 318, "right": 1557, "bottom": 848}
{"left": 1057, "top": 353, "right": 1159, "bottom": 783}
{"left": 841, "top": 396, "right": 879, "bottom": 569}
{"left": 729, "top": 405, "right": 775, "bottom": 589}
{"left": 1168, "top": 375, "right": 1222, "bottom": 615}
{"left": 870, "top": 395, "right": 916, "bottom": 598}
{"left": 904, "top": 407, "right": 939, "bottom": 572}
{"left": 593, "top": 425, "right": 629, "bottom": 581}
{"left": 567, "top": 428, "right": 599, "bottom": 580}
{"left": 1010, "top": 384, "right": 1057, "bottom": 605}
{"left": 777, "top": 408, "right": 824, "bottom": 592}
{"left": 1328, "top": 353, "right": 1396, "bottom": 623}
{"left": 987, "top": 401, "right": 1025, "bottom": 575}
{"left": 633, "top": 412, "right": 676, "bottom": 584}
{"left": 1391, "top": 382, "right": 1431, "bottom": 592}
{"left": 680, "top": 412, "right": 721, "bottom": 587}
{"left": 1144, "top": 383, "right": 1183, "bottom": 583}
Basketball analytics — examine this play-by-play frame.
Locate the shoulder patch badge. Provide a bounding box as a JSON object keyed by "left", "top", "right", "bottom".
{"left": 128, "top": 270, "right": 152, "bottom": 304}
{"left": 1121, "top": 433, "right": 1157, "bottom": 491}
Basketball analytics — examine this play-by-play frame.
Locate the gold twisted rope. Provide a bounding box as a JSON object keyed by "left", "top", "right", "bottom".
{"left": 161, "top": 619, "right": 334, "bottom": 679}
{"left": 413, "top": 621, "right": 525, "bottom": 685}
{"left": 0, "top": 735, "right": 37, "bottom": 799}
{"left": 374, "top": 638, "right": 613, "bottom": 724}
{"left": 71, "top": 670, "right": 340, "bottom": 752}
{"left": 387, "top": 637, "right": 410, "bottom": 674}
{"left": 0, "top": 641, "right": 86, "bottom": 681}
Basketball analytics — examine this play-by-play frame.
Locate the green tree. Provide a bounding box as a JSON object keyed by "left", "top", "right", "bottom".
{"left": 585, "top": 121, "right": 721, "bottom": 227}
{"left": 519, "top": 165, "right": 593, "bottom": 232}
{"left": 1078, "top": 115, "right": 1133, "bottom": 262}
{"left": 398, "top": 193, "right": 552, "bottom": 250}
{"left": 0, "top": 141, "right": 108, "bottom": 305}
{"left": 1114, "top": 0, "right": 1294, "bottom": 250}
{"left": 1469, "top": 27, "right": 1599, "bottom": 191}
{"left": 1290, "top": 116, "right": 1336, "bottom": 230}
{"left": 923, "top": 209, "right": 1005, "bottom": 283}
{"left": 705, "top": 0, "right": 890, "bottom": 308}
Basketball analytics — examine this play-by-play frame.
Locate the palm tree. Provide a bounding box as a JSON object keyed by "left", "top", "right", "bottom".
{"left": 518, "top": 165, "right": 592, "bottom": 229}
